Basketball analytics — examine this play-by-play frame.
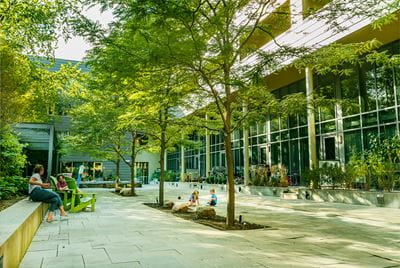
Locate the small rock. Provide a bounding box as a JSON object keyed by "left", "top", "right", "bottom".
{"left": 120, "top": 188, "right": 131, "bottom": 196}
{"left": 195, "top": 207, "right": 216, "bottom": 220}
{"left": 163, "top": 200, "right": 174, "bottom": 209}
{"left": 172, "top": 203, "right": 189, "bottom": 213}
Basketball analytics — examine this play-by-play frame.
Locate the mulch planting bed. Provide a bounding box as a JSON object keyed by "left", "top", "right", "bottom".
{"left": 0, "top": 196, "right": 26, "bottom": 212}
{"left": 144, "top": 203, "right": 270, "bottom": 231}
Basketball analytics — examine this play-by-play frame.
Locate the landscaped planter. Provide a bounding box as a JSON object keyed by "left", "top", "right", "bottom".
{"left": 298, "top": 189, "right": 400, "bottom": 208}
{"left": 175, "top": 183, "right": 400, "bottom": 208}
{"left": 241, "top": 185, "right": 400, "bottom": 208}
{"left": 178, "top": 182, "right": 254, "bottom": 194}
{"left": 241, "top": 186, "right": 297, "bottom": 197}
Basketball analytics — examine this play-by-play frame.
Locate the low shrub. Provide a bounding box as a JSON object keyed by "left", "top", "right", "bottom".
{"left": 0, "top": 127, "right": 27, "bottom": 177}
{"left": 347, "top": 135, "right": 400, "bottom": 191}
{"left": 321, "top": 163, "right": 346, "bottom": 190}
{"left": 165, "top": 170, "right": 178, "bottom": 182}
{"left": 374, "top": 161, "right": 398, "bottom": 192}
{"left": 205, "top": 176, "right": 215, "bottom": 184}
{"left": 249, "top": 165, "right": 270, "bottom": 186}
{"left": 151, "top": 169, "right": 178, "bottom": 182}
{"left": 302, "top": 168, "right": 322, "bottom": 189}
{"left": 0, "top": 176, "right": 28, "bottom": 200}
{"left": 205, "top": 175, "right": 227, "bottom": 184}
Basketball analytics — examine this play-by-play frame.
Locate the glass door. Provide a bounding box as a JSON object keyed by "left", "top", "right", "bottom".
{"left": 259, "top": 146, "right": 268, "bottom": 165}
{"left": 322, "top": 135, "right": 337, "bottom": 161}
{"left": 135, "top": 162, "right": 149, "bottom": 184}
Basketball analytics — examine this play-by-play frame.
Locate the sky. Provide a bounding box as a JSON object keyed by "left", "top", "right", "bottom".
{"left": 54, "top": 6, "right": 114, "bottom": 61}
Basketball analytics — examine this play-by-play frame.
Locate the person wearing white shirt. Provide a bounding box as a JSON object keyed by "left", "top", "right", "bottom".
{"left": 29, "top": 164, "right": 67, "bottom": 222}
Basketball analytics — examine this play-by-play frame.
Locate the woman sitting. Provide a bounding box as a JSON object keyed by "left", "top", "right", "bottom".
{"left": 29, "top": 164, "right": 67, "bottom": 222}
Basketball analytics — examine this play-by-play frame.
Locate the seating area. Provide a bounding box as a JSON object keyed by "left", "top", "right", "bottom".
{"left": 1, "top": 0, "right": 399, "bottom": 267}
{"left": 49, "top": 176, "right": 96, "bottom": 213}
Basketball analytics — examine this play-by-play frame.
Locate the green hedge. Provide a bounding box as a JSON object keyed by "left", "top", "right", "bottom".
{"left": 0, "top": 176, "right": 28, "bottom": 200}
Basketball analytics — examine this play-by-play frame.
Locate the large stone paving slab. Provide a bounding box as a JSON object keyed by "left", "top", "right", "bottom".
{"left": 20, "top": 186, "right": 400, "bottom": 267}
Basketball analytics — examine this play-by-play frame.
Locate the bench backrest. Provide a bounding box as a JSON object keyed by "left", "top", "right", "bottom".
{"left": 66, "top": 177, "right": 78, "bottom": 190}
{"left": 49, "top": 176, "right": 58, "bottom": 190}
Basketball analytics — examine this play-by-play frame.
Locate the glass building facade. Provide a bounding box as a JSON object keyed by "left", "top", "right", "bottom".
{"left": 167, "top": 40, "right": 400, "bottom": 184}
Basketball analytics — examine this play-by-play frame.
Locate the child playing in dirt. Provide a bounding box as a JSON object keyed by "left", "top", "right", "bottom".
{"left": 188, "top": 190, "right": 200, "bottom": 206}
{"left": 207, "top": 189, "right": 217, "bottom": 206}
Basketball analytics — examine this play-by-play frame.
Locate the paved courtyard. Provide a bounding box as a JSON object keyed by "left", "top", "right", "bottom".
{"left": 20, "top": 185, "right": 400, "bottom": 268}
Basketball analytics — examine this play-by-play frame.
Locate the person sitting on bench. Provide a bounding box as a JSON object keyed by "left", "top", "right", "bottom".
{"left": 56, "top": 174, "right": 69, "bottom": 191}
{"left": 29, "top": 164, "right": 67, "bottom": 222}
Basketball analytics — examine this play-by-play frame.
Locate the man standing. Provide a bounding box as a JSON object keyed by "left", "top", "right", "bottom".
{"left": 77, "top": 164, "right": 85, "bottom": 187}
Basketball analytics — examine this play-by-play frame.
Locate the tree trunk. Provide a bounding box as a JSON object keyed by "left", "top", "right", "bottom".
{"left": 116, "top": 158, "right": 120, "bottom": 181}
{"left": 130, "top": 134, "right": 136, "bottom": 196}
{"left": 159, "top": 140, "right": 165, "bottom": 206}
{"left": 223, "top": 68, "right": 235, "bottom": 226}
{"left": 115, "top": 157, "right": 121, "bottom": 190}
{"left": 224, "top": 129, "right": 235, "bottom": 226}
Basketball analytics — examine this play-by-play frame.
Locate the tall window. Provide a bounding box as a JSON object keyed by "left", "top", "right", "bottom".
{"left": 340, "top": 66, "right": 360, "bottom": 116}
{"left": 376, "top": 65, "right": 395, "bottom": 109}
{"left": 360, "top": 63, "right": 378, "bottom": 112}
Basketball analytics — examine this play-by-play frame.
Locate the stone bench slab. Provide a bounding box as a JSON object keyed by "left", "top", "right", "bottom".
{"left": 0, "top": 198, "right": 48, "bottom": 268}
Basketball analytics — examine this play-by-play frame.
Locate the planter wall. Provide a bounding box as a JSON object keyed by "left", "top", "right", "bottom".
{"left": 0, "top": 199, "right": 48, "bottom": 268}
{"left": 241, "top": 186, "right": 292, "bottom": 197}
{"left": 173, "top": 182, "right": 241, "bottom": 193}
{"left": 172, "top": 183, "right": 400, "bottom": 208}
{"left": 298, "top": 189, "right": 400, "bottom": 208}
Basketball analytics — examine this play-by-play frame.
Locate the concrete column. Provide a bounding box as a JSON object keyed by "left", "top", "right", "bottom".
{"left": 243, "top": 105, "right": 250, "bottom": 185}
{"left": 47, "top": 125, "right": 54, "bottom": 178}
{"left": 205, "top": 114, "right": 211, "bottom": 178}
{"left": 266, "top": 115, "right": 272, "bottom": 165}
{"left": 306, "top": 66, "right": 318, "bottom": 169}
{"left": 393, "top": 68, "right": 400, "bottom": 134}
{"left": 197, "top": 148, "right": 201, "bottom": 177}
{"left": 180, "top": 144, "right": 185, "bottom": 182}
{"left": 335, "top": 78, "right": 345, "bottom": 165}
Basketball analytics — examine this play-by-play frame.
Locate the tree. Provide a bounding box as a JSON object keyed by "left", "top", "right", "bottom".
{"left": 0, "top": 126, "right": 26, "bottom": 177}
{"left": 0, "top": 38, "right": 32, "bottom": 125}
{"left": 0, "top": 0, "right": 80, "bottom": 54}
{"left": 0, "top": 0, "right": 82, "bottom": 127}
{"left": 77, "top": 17, "right": 193, "bottom": 201}
{"left": 103, "top": 0, "right": 303, "bottom": 226}
{"left": 67, "top": 71, "right": 150, "bottom": 195}
{"left": 66, "top": 87, "right": 127, "bottom": 182}
{"left": 81, "top": 0, "right": 399, "bottom": 226}
{"left": 120, "top": 69, "right": 192, "bottom": 205}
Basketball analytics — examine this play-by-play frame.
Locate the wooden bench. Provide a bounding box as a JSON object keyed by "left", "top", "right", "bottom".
{"left": 50, "top": 176, "right": 96, "bottom": 213}
{"left": 66, "top": 178, "right": 96, "bottom": 213}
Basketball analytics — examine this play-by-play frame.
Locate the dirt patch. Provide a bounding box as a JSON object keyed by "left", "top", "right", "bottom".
{"left": 0, "top": 196, "right": 26, "bottom": 212}
{"left": 144, "top": 203, "right": 270, "bottom": 231}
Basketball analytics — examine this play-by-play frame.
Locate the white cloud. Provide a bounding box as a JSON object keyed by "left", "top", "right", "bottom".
{"left": 54, "top": 5, "right": 114, "bottom": 61}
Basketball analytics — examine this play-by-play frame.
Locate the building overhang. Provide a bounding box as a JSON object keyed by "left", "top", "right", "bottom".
{"left": 263, "top": 16, "right": 400, "bottom": 91}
